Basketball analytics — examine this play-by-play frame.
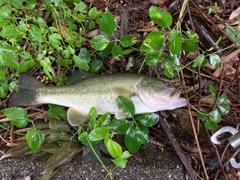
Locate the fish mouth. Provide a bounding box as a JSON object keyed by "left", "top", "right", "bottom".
{"left": 171, "top": 89, "right": 183, "bottom": 99}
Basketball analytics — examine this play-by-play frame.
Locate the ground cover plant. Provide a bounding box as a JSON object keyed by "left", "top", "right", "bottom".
{"left": 0, "top": 0, "right": 240, "bottom": 179}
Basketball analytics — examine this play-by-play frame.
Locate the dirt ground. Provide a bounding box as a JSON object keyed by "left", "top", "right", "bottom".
{"left": 0, "top": 145, "right": 185, "bottom": 180}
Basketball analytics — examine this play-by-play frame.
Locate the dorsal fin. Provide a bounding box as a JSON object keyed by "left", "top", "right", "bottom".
{"left": 65, "top": 70, "right": 96, "bottom": 85}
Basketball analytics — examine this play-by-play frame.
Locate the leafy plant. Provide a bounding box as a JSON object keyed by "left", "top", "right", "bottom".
{"left": 200, "top": 85, "right": 230, "bottom": 130}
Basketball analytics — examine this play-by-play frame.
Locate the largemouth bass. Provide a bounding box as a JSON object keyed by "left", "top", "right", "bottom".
{"left": 9, "top": 72, "right": 187, "bottom": 126}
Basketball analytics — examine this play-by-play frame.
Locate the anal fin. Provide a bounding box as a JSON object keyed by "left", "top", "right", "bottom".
{"left": 67, "top": 108, "right": 88, "bottom": 126}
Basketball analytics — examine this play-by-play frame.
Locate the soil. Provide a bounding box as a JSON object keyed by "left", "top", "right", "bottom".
{"left": 0, "top": 145, "right": 185, "bottom": 180}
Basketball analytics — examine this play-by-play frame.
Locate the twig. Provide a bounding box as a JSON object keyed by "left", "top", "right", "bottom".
{"left": 180, "top": 70, "right": 209, "bottom": 180}
{"left": 158, "top": 115, "right": 198, "bottom": 180}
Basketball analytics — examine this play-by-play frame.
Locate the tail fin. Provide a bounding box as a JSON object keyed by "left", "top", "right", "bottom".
{"left": 9, "top": 73, "right": 45, "bottom": 106}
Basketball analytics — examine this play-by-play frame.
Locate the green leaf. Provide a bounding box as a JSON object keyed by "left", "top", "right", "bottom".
{"left": 169, "top": 30, "right": 182, "bottom": 55}
{"left": 100, "top": 12, "right": 117, "bottom": 35}
{"left": 97, "top": 112, "right": 111, "bottom": 126}
{"left": 89, "top": 21, "right": 96, "bottom": 30}
{"left": 120, "top": 34, "right": 137, "bottom": 47}
{"left": 137, "top": 113, "right": 159, "bottom": 127}
{"left": 91, "top": 59, "right": 102, "bottom": 74}
{"left": 140, "top": 31, "right": 165, "bottom": 55}
{"left": 149, "top": 6, "right": 172, "bottom": 28}
{"left": 116, "top": 96, "right": 135, "bottom": 118}
{"left": 47, "top": 104, "right": 67, "bottom": 118}
{"left": 112, "top": 45, "right": 123, "bottom": 59}
{"left": 192, "top": 54, "right": 207, "bottom": 68}
{"left": 79, "top": 48, "right": 91, "bottom": 63}
{"left": 226, "top": 24, "right": 238, "bottom": 43}
{"left": 163, "top": 60, "right": 174, "bottom": 78}
{"left": 49, "top": 33, "right": 62, "bottom": 49}
{"left": 112, "top": 158, "right": 128, "bottom": 168}
{"left": 124, "top": 124, "right": 149, "bottom": 152}
{"left": 217, "top": 93, "right": 227, "bottom": 104}
{"left": 108, "top": 119, "right": 130, "bottom": 134}
{"left": 218, "top": 103, "right": 230, "bottom": 115}
{"left": 29, "top": 25, "right": 44, "bottom": 42}
{"left": 88, "top": 7, "right": 102, "bottom": 20}
{"left": 104, "top": 137, "right": 122, "bottom": 158}
{"left": 88, "top": 127, "right": 109, "bottom": 141}
{"left": 2, "top": 107, "right": 28, "bottom": 128}
{"left": 209, "top": 84, "right": 216, "bottom": 96}
{"left": 90, "top": 35, "right": 110, "bottom": 51}
{"left": 73, "top": 55, "right": 90, "bottom": 71}
{"left": 0, "top": 44, "right": 18, "bottom": 52}
{"left": 0, "top": 4, "right": 11, "bottom": 19}
{"left": 145, "top": 54, "right": 160, "bottom": 67}
{"left": 209, "top": 54, "right": 221, "bottom": 68}
{"left": 78, "top": 132, "right": 99, "bottom": 146}
{"left": 112, "top": 151, "right": 131, "bottom": 168}
{"left": 209, "top": 109, "right": 221, "bottom": 123}
{"left": 0, "top": 79, "right": 9, "bottom": 98}
{"left": 0, "top": 53, "right": 19, "bottom": 69}
{"left": 26, "top": 129, "right": 45, "bottom": 152}
{"left": 0, "top": 26, "right": 19, "bottom": 39}
{"left": 88, "top": 107, "right": 98, "bottom": 122}
{"left": 204, "top": 120, "right": 218, "bottom": 130}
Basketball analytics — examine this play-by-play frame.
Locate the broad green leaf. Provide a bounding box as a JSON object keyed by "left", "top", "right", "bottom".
{"left": 90, "top": 35, "right": 109, "bottom": 51}
{"left": 226, "top": 24, "right": 238, "bottom": 43}
{"left": 149, "top": 6, "right": 172, "bottom": 28}
{"left": 209, "top": 109, "right": 221, "bottom": 123}
{"left": 204, "top": 120, "right": 218, "bottom": 130}
{"left": 218, "top": 103, "right": 230, "bottom": 115}
{"left": 192, "top": 54, "right": 207, "bottom": 68}
{"left": 145, "top": 54, "right": 160, "bottom": 67}
{"left": 124, "top": 124, "right": 149, "bottom": 152}
{"left": 0, "top": 53, "right": 19, "bottom": 69}
{"left": 104, "top": 137, "right": 122, "bottom": 158}
{"left": 78, "top": 132, "right": 99, "bottom": 146}
{"left": 169, "top": 30, "right": 182, "bottom": 55}
{"left": 107, "top": 119, "right": 129, "bottom": 134}
{"left": 29, "top": 25, "right": 44, "bottom": 42}
{"left": 88, "top": 107, "right": 98, "bottom": 122}
{"left": 88, "top": 7, "right": 102, "bottom": 20}
{"left": 120, "top": 34, "right": 137, "bottom": 47}
{"left": 100, "top": 12, "right": 117, "bottom": 35}
{"left": 182, "top": 32, "right": 199, "bottom": 52}
{"left": 91, "top": 59, "right": 102, "bottom": 74}
{"left": 47, "top": 104, "right": 67, "bottom": 118}
{"left": 0, "top": 44, "right": 18, "bottom": 52}
{"left": 73, "top": 55, "right": 90, "bottom": 71}
{"left": 116, "top": 96, "right": 135, "bottom": 118}
{"left": 138, "top": 113, "right": 159, "bottom": 127}
{"left": 0, "top": 69, "right": 7, "bottom": 80}
{"left": 26, "top": 129, "right": 45, "bottom": 152}
{"left": 89, "top": 21, "right": 96, "bottom": 30}
{"left": 2, "top": 108, "right": 28, "bottom": 128}
{"left": 209, "top": 54, "right": 221, "bottom": 68}
{"left": 88, "top": 127, "right": 109, "bottom": 141}
{"left": 112, "top": 45, "right": 123, "bottom": 59}
{"left": 217, "top": 93, "right": 227, "bottom": 104}
{"left": 124, "top": 125, "right": 141, "bottom": 152}
{"left": 73, "top": 1, "right": 87, "bottom": 13}
{"left": 0, "top": 4, "right": 11, "bottom": 19}
{"left": 97, "top": 112, "right": 111, "bottom": 126}
{"left": 112, "top": 158, "right": 127, "bottom": 168}
{"left": 163, "top": 60, "right": 174, "bottom": 78}
{"left": 49, "top": 33, "right": 62, "bottom": 49}
{"left": 0, "top": 25, "right": 19, "bottom": 39}
{"left": 78, "top": 48, "right": 91, "bottom": 63}
{"left": 0, "top": 79, "right": 9, "bottom": 98}
{"left": 140, "top": 31, "right": 165, "bottom": 55}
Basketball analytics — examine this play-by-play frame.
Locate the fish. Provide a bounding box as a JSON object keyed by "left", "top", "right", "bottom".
{"left": 9, "top": 71, "right": 187, "bottom": 126}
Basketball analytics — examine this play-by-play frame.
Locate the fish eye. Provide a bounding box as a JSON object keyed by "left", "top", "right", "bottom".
{"left": 164, "top": 82, "right": 172, "bottom": 88}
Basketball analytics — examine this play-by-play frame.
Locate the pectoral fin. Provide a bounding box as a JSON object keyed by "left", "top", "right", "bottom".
{"left": 67, "top": 108, "right": 88, "bottom": 126}
{"left": 114, "top": 87, "right": 133, "bottom": 98}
